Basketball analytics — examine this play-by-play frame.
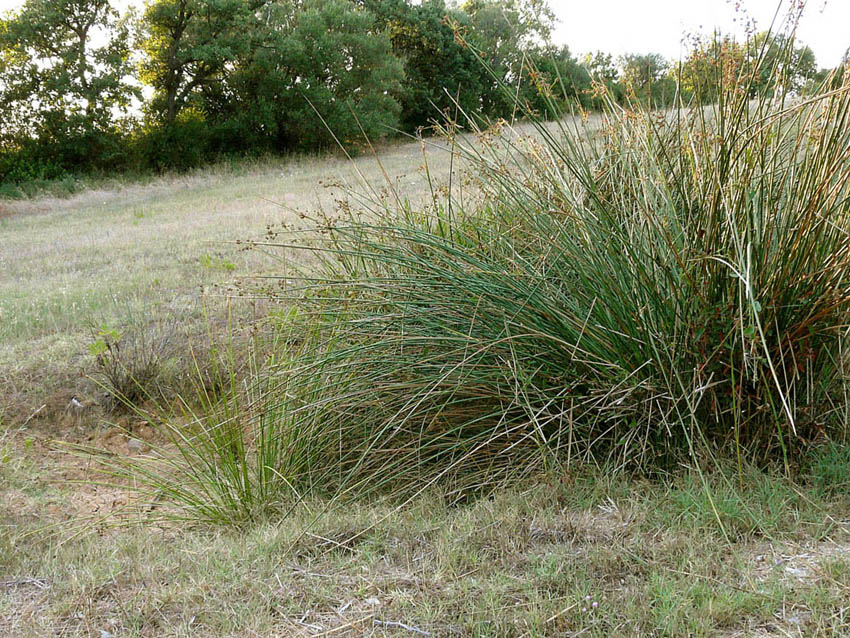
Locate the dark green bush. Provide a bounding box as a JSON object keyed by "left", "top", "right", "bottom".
{"left": 0, "top": 140, "right": 67, "bottom": 183}
{"left": 134, "top": 111, "right": 215, "bottom": 172}
{"left": 0, "top": 125, "right": 132, "bottom": 186}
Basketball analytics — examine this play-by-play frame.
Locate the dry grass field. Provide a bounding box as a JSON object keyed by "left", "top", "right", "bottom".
{"left": 3, "top": 426, "right": 850, "bottom": 636}
{"left": 2, "top": 126, "right": 850, "bottom": 636}
{"left": 0, "top": 140, "right": 445, "bottom": 425}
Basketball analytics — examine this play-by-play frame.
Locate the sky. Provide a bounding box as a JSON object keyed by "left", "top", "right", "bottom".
{"left": 551, "top": 0, "right": 850, "bottom": 68}
{"left": 0, "top": 0, "right": 848, "bottom": 69}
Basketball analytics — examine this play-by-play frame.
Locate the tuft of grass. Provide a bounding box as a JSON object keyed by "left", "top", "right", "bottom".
{"left": 66, "top": 318, "right": 330, "bottom": 526}
{"left": 805, "top": 442, "right": 850, "bottom": 497}
{"left": 78, "top": 31, "right": 850, "bottom": 525}
{"left": 199, "top": 253, "right": 236, "bottom": 272}
{"left": 236, "top": 30, "right": 850, "bottom": 502}
{"left": 663, "top": 463, "right": 810, "bottom": 539}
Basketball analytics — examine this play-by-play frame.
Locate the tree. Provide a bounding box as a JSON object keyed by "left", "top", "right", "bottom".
{"left": 581, "top": 51, "right": 624, "bottom": 105}
{"left": 805, "top": 53, "right": 849, "bottom": 95}
{"left": 681, "top": 32, "right": 817, "bottom": 103}
{"left": 360, "top": 0, "right": 488, "bottom": 132}
{"left": 0, "top": 0, "right": 137, "bottom": 172}
{"left": 747, "top": 31, "right": 817, "bottom": 95}
{"left": 214, "top": 0, "right": 404, "bottom": 151}
{"left": 680, "top": 35, "right": 746, "bottom": 103}
{"left": 462, "top": 0, "right": 557, "bottom": 116}
{"left": 139, "top": 0, "right": 267, "bottom": 124}
{"left": 583, "top": 51, "right": 618, "bottom": 83}
{"left": 521, "top": 44, "right": 590, "bottom": 116}
{"left": 620, "top": 53, "right": 675, "bottom": 106}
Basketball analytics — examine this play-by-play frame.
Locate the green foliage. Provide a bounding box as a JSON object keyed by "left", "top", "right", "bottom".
{"left": 0, "top": 0, "right": 138, "bottom": 180}
{"left": 283, "top": 0, "right": 403, "bottom": 147}
{"left": 619, "top": 53, "right": 676, "bottom": 106}
{"left": 0, "top": 138, "right": 66, "bottom": 182}
{"left": 581, "top": 50, "right": 625, "bottom": 106}
{"left": 363, "top": 0, "right": 487, "bottom": 132}
{"left": 254, "top": 40, "right": 850, "bottom": 493}
{"left": 227, "top": 0, "right": 403, "bottom": 151}
{"left": 462, "top": 0, "right": 556, "bottom": 115}
{"left": 367, "top": 0, "right": 565, "bottom": 130}
{"left": 806, "top": 442, "right": 850, "bottom": 497}
{"left": 139, "top": 0, "right": 266, "bottom": 125}
{"left": 519, "top": 45, "right": 591, "bottom": 117}
{"left": 135, "top": 0, "right": 403, "bottom": 160}
{"left": 133, "top": 108, "right": 215, "bottom": 171}
{"left": 679, "top": 36, "right": 745, "bottom": 104}
{"left": 680, "top": 31, "right": 818, "bottom": 104}
{"left": 748, "top": 31, "right": 817, "bottom": 95}
{"left": 199, "top": 253, "right": 236, "bottom": 271}
{"left": 88, "top": 324, "right": 121, "bottom": 357}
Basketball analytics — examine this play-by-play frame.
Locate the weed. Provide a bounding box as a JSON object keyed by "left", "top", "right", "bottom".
{"left": 88, "top": 307, "right": 179, "bottom": 411}
{"left": 199, "top": 253, "right": 236, "bottom": 271}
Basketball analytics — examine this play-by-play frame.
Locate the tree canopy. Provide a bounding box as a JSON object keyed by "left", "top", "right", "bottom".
{"left": 0, "top": 0, "right": 834, "bottom": 184}
{"left": 220, "top": 0, "right": 405, "bottom": 150}
{"left": 0, "top": 0, "right": 136, "bottom": 176}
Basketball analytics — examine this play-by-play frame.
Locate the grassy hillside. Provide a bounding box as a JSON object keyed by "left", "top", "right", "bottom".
{"left": 2, "top": 94, "right": 850, "bottom": 635}
{"left": 0, "top": 142, "right": 446, "bottom": 425}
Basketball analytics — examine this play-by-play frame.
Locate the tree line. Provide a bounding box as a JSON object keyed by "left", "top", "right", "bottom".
{"left": 0, "top": 0, "right": 833, "bottom": 185}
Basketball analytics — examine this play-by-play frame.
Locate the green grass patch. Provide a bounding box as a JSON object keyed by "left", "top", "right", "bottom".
{"left": 72, "top": 39, "right": 850, "bottom": 529}
{"left": 240, "top": 53, "right": 850, "bottom": 500}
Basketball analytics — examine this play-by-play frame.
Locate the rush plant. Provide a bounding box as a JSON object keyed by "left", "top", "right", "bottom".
{"left": 261, "top": 30, "right": 850, "bottom": 494}
{"left": 79, "top": 28, "right": 850, "bottom": 522}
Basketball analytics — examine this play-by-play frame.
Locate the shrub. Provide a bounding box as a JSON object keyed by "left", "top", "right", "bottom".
{"left": 134, "top": 110, "right": 214, "bottom": 172}
{"left": 261, "top": 42, "right": 850, "bottom": 493}
{"left": 82, "top": 36, "right": 850, "bottom": 524}
{"left": 0, "top": 140, "right": 67, "bottom": 184}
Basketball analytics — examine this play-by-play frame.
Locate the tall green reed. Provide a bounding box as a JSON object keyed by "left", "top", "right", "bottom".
{"left": 75, "top": 24, "right": 850, "bottom": 522}
{"left": 263, "top": 29, "right": 850, "bottom": 492}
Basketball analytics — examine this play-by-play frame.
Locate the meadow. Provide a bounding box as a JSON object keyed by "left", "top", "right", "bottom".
{"left": 3, "top": 84, "right": 850, "bottom": 637}
{"left": 0, "top": 142, "right": 445, "bottom": 424}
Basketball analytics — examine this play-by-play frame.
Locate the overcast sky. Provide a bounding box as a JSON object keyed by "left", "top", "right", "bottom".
{"left": 553, "top": 0, "right": 850, "bottom": 68}
{"left": 0, "top": 0, "right": 847, "bottom": 69}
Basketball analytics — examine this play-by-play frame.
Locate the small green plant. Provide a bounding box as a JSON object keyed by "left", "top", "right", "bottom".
{"left": 1, "top": 436, "right": 10, "bottom": 465}
{"left": 88, "top": 311, "right": 177, "bottom": 411}
{"left": 88, "top": 324, "right": 121, "bottom": 358}
{"left": 199, "top": 253, "right": 236, "bottom": 271}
